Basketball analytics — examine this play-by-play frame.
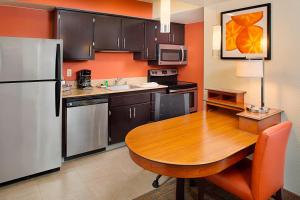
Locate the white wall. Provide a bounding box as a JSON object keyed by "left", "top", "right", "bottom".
{"left": 204, "top": 0, "right": 300, "bottom": 195}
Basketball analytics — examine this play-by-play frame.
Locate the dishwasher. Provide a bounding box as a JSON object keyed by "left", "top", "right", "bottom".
{"left": 66, "top": 97, "right": 108, "bottom": 158}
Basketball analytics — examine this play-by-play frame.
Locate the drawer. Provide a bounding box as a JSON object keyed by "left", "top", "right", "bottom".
{"left": 110, "top": 92, "right": 151, "bottom": 107}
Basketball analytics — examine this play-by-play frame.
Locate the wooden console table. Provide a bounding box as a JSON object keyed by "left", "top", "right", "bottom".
{"left": 205, "top": 88, "right": 246, "bottom": 112}
{"left": 237, "top": 108, "right": 283, "bottom": 134}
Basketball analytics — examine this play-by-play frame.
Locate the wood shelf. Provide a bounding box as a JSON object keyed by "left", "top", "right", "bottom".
{"left": 205, "top": 88, "right": 246, "bottom": 112}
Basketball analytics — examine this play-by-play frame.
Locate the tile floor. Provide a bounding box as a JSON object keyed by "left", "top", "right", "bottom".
{"left": 0, "top": 147, "right": 163, "bottom": 200}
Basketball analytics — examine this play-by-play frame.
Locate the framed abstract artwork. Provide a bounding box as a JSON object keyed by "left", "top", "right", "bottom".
{"left": 221, "top": 3, "right": 271, "bottom": 60}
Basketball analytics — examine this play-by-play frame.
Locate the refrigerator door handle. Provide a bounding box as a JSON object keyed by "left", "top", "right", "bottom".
{"left": 55, "top": 44, "right": 61, "bottom": 81}
{"left": 55, "top": 81, "right": 61, "bottom": 117}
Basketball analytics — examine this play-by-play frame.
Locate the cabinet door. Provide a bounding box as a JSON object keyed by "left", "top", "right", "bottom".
{"left": 131, "top": 103, "right": 151, "bottom": 129}
{"left": 171, "top": 23, "right": 185, "bottom": 45}
{"left": 109, "top": 105, "right": 131, "bottom": 145}
{"left": 57, "top": 10, "right": 95, "bottom": 60}
{"left": 156, "top": 22, "right": 171, "bottom": 44}
{"left": 94, "top": 15, "right": 122, "bottom": 51}
{"left": 133, "top": 21, "right": 157, "bottom": 60}
{"left": 122, "top": 18, "right": 145, "bottom": 51}
{"left": 144, "top": 21, "right": 157, "bottom": 60}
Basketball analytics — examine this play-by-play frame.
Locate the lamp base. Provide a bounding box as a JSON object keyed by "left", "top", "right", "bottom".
{"left": 246, "top": 105, "right": 270, "bottom": 114}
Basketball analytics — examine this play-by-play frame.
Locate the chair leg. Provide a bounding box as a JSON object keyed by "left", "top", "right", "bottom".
{"left": 275, "top": 188, "right": 283, "bottom": 200}
{"left": 152, "top": 174, "right": 162, "bottom": 188}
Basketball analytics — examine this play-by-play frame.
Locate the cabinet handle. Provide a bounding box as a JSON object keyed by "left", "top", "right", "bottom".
{"left": 173, "top": 34, "right": 175, "bottom": 43}
{"left": 129, "top": 107, "right": 132, "bottom": 119}
{"left": 146, "top": 48, "right": 149, "bottom": 58}
{"left": 133, "top": 107, "right": 136, "bottom": 118}
{"left": 89, "top": 46, "right": 92, "bottom": 57}
{"left": 168, "top": 34, "right": 171, "bottom": 43}
{"left": 117, "top": 37, "right": 120, "bottom": 48}
{"left": 123, "top": 38, "right": 126, "bottom": 49}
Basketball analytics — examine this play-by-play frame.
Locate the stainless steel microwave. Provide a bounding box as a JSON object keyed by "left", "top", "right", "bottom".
{"left": 149, "top": 44, "right": 187, "bottom": 66}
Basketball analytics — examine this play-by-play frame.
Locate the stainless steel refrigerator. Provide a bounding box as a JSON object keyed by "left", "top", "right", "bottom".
{"left": 0, "top": 37, "right": 63, "bottom": 184}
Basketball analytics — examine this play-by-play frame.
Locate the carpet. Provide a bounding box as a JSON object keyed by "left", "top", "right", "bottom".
{"left": 134, "top": 179, "right": 239, "bottom": 200}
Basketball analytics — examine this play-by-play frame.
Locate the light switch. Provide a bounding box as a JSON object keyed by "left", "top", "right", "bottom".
{"left": 66, "top": 69, "right": 72, "bottom": 77}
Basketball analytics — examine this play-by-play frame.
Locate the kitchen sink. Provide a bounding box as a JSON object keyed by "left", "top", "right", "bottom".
{"left": 106, "top": 84, "right": 140, "bottom": 91}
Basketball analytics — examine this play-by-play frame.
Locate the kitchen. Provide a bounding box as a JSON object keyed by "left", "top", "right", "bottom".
{"left": 1, "top": 0, "right": 300, "bottom": 200}
{"left": 0, "top": 0, "right": 203, "bottom": 199}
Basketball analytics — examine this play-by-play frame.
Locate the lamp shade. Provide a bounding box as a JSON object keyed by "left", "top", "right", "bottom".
{"left": 236, "top": 60, "right": 264, "bottom": 78}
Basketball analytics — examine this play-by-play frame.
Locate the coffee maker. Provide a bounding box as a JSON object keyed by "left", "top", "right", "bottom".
{"left": 77, "top": 69, "right": 92, "bottom": 89}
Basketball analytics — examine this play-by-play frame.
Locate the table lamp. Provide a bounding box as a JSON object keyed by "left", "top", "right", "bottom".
{"left": 236, "top": 59, "right": 269, "bottom": 113}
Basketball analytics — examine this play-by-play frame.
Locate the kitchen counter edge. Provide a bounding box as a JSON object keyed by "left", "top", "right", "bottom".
{"left": 62, "top": 85, "right": 168, "bottom": 99}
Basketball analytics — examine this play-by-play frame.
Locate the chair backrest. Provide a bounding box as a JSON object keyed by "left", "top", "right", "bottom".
{"left": 154, "top": 93, "right": 190, "bottom": 121}
{"left": 251, "top": 121, "right": 292, "bottom": 200}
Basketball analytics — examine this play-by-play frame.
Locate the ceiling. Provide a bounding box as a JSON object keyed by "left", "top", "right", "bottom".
{"left": 139, "top": 0, "right": 205, "bottom": 23}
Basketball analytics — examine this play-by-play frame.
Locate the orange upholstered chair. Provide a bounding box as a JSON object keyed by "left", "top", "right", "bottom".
{"left": 204, "top": 121, "right": 292, "bottom": 200}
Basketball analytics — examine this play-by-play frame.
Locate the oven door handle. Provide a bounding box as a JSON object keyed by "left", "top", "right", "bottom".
{"left": 169, "top": 87, "right": 197, "bottom": 93}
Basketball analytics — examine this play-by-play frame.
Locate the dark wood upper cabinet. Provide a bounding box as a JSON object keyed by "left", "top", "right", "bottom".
{"left": 122, "top": 18, "right": 145, "bottom": 52}
{"left": 156, "top": 22, "right": 171, "bottom": 44}
{"left": 94, "top": 15, "right": 122, "bottom": 51}
{"left": 171, "top": 23, "right": 185, "bottom": 45}
{"left": 94, "top": 16, "right": 144, "bottom": 52}
{"left": 56, "top": 10, "right": 95, "bottom": 60}
{"left": 156, "top": 23, "right": 185, "bottom": 45}
{"left": 55, "top": 8, "right": 184, "bottom": 61}
{"left": 134, "top": 20, "right": 157, "bottom": 60}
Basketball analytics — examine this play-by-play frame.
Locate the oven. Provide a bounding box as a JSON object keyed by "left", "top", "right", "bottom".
{"left": 169, "top": 87, "right": 198, "bottom": 113}
{"left": 148, "top": 69, "right": 198, "bottom": 113}
{"left": 148, "top": 44, "right": 187, "bottom": 66}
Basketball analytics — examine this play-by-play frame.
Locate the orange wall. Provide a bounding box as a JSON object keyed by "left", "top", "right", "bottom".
{"left": 0, "top": 6, "right": 53, "bottom": 38}
{"left": 0, "top": 3, "right": 204, "bottom": 108}
{"left": 17, "top": 0, "right": 152, "bottom": 19}
{"left": 0, "top": 1, "right": 152, "bottom": 80}
{"left": 178, "top": 22, "right": 204, "bottom": 110}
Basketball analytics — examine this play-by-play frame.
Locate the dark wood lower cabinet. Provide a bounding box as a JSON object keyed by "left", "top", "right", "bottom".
{"left": 131, "top": 103, "right": 151, "bottom": 129}
{"left": 109, "top": 105, "right": 132, "bottom": 145}
{"left": 108, "top": 89, "right": 166, "bottom": 145}
{"left": 109, "top": 103, "right": 151, "bottom": 145}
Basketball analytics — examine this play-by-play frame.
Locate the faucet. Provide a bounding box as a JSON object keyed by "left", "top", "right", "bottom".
{"left": 114, "top": 78, "right": 122, "bottom": 86}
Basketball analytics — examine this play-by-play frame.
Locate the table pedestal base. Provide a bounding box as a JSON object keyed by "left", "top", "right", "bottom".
{"left": 176, "top": 178, "right": 185, "bottom": 200}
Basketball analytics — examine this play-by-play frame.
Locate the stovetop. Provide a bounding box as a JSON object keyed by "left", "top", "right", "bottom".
{"left": 148, "top": 69, "right": 197, "bottom": 90}
{"left": 162, "top": 81, "right": 197, "bottom": 90}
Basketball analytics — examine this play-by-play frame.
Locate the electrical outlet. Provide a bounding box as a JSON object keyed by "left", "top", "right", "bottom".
{"left": 66, "top": 69, "right": 72, "bottom": 77}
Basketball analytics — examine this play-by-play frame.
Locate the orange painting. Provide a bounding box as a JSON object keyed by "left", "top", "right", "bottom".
{"left": 221, "top": 4, "right": 271, "bottom": 59}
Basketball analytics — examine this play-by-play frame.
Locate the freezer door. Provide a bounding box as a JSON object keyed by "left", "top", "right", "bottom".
{"left": 0, "top": 82, "right": 62, "bottom": 183}
{"left": 0, "top": 37, "right": 62, "bottom": 82}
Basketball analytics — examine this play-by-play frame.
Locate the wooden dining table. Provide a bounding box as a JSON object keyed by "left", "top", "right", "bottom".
{"left": 125, "top": 111, "right": 258, "bottom": 200}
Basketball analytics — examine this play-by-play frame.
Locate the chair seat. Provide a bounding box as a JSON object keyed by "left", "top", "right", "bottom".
{"left": 206, "top": 159, "right": 253, "bottom": 200}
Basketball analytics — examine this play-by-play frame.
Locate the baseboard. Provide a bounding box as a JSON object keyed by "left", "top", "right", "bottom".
{"left": 284, "top": 189, "right": 300, "bottom": 200}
